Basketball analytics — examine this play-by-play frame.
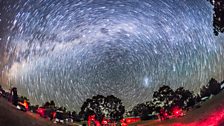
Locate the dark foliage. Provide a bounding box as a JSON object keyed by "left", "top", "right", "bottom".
{"left": 208, "top": 0, "right": 224, "bottom": 35}
{"left": 200, "top": 78, "right": 221, "bottom": 97}
{"left": 131, "top": 85, "right": 196, "bottom": 119}
{"left": 131, "top": 103, "right": 154, "bottom": 120}
{"left": 152, "top": 85, "right": 175, "bottom": 114}
{"left": 79, "top": 95, "right": 125, "bottom": 122}
{"left": 174, "top": 87, "right": 195, "bottom": 109}
{"left": 208, "top": 78, "right": 221, "bottom": 95}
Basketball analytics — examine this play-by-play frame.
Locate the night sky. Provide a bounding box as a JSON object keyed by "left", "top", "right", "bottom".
{"left": 1, "top": 0, "right": 224, "bottom": 110}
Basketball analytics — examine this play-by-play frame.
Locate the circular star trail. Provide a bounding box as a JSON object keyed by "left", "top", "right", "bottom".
{"left": 1, "top": 0, "right": 224, "bottom": 110}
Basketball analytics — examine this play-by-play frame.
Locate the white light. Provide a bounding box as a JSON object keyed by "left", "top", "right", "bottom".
{"left": 143, "top": 76, "right": 150, "bottom": 87}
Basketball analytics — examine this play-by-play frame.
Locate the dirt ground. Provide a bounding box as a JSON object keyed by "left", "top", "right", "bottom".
{"left": 131, "top": 90, "right": 224, "bottom": 126}
{"left": 0, "top": 97, "right": 59, "bottom": 126}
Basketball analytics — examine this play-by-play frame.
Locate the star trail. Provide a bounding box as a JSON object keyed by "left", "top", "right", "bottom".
{"left": 1, "top": 0, "right": 224, "bottom": 110}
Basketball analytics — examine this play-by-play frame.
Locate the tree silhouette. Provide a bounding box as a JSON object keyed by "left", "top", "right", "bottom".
{"left": 200, "top": 78, "right": 221, "bottom": 97}
{"left": 131, "top": 103, "right": 147, "bottom": 116}
{"left": 200, "top": 85, "right": 211, "bottom": 98}
{"left": 208, "top": 0, "right": 224, "bottom": 35}
{"left": 105, "top": 95, "right": 125, "bottom": 122}
{"left": 79, "top": 95, "right": 125, "bottom": 122}
{"left": 131, "top": 103, "right": 154, "bottom": 120}
{"left": 208, "top": 78, "right": 221, "bottom": 95}
{"left": 152, "top": 85, "right": 175, "bottom": 113}
{"left": 174, "top": 87, "right": 195, "bottom": 109}
{"left": 150, "top": 85, "right": 197, "bottom": 116}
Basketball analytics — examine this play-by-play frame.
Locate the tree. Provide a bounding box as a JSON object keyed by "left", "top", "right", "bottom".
{"left": 131, "top": 103, "right": 147, "bottom": 116}
{"left": 151, "top": 85, "right": 196, "bottom": 117}
{"left": 152, "top": 85, "right": 175, "bottom": 114}
{"left": 200, "top": 85, "right": 211, "bottom": 98}
{"left": 79, "top": 98, "right": 95, "bottom": 120}
{"left": 153, "top": 85, "right": 175, "bottom": 101}
{"left": 200, "top": 78, "right": 221, "bottom": 97}
{"left": 174, "top": 87, "right": 195, "bottom": 109}
{"left": 131, "top": 103, "right": 154, "bottom": 120}
{"left": 208, "top": 78, "right": 221, "bottom": 95}
{"left": 79, "top": 95, "right": 125, "bottom": 122}
{"left": 105, "top": 95, "right": 125, "bottom": 122}
{"left": 208, "top": 0, "right": 224, "bottom": 36}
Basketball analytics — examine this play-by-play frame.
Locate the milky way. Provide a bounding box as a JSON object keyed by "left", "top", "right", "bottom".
{"left": 1, "top": 0, "right": 224, "bottom": 110}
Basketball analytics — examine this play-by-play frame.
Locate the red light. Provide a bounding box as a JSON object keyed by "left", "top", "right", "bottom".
{"left": 37, "top": 108, "right": 45, "bottom": 117}
{"left": 167, "top": 107, "right": 224, "bottom": 126}
{"left": 121, "top": 117, "right": 140, "bottom": 124}
{"left": 24, "top": 100, "right": 29, "bottom": 110}
{"left": 126, "top": 119, "right": 131, "bottom": 123}
{"left": 18, "top": 100, "right": 29, "bottom": 110}
{"left": 52, "top": 112, "right": 56, "bottom": 118}
{"left": 120, "top": 118, "right": 126, "bottom": 123}
{"left": 172, "top": 107, "right": 183, "bottom": 117}
{"left": 87, "top": 115, "right": 101, "bottom": 126}
{"left": 175, "top": 110, "right": 179, "bottom": 114}
{"left": 102, "top": 120, "right": 108, "bottom": 125}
